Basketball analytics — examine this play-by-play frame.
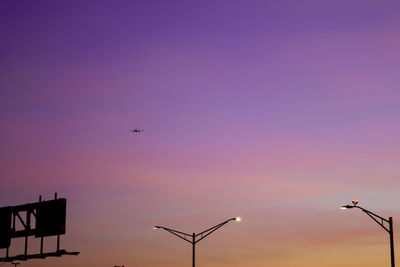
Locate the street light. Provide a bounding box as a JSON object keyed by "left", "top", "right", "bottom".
{"left": 341, "top": 200, "right": 395, "bottom": 267}
{"left": 154, "top": 217, "right": 241, "bottom": 267}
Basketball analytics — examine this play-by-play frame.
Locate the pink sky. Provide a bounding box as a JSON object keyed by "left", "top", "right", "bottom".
{"left": 1, "top": 1, "right": 400, "bottom": 266}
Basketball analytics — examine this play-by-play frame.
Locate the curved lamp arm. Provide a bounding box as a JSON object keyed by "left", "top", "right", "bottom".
{"left": 195, "top": 217, "right": 240, "bottom": 244}
{"left": 154, "top": 217, "right": 241, "bottom": 244}
{"left": 153, "top": 226, "right": 192, "bottom": 244}
{"left": 341, "top": 204, "right": 390, "bottom": 233}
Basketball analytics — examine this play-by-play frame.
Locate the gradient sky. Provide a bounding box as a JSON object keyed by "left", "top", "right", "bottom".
{"left": 1, "top": 1, "right": 400, "bottom": 266}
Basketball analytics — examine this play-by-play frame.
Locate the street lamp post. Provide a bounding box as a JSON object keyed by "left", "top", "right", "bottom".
{"left": 341, "top": 200, "right": 395, "bottom": 267}
{"left": 154, "top": 217, "right": 241, "bottom": 267}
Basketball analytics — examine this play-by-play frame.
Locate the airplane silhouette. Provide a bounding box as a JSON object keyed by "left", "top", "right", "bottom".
{"left": 129, "top": 129, "right": 143, "bottom": 133}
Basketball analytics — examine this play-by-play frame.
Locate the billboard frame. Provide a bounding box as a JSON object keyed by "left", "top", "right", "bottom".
{"left": 0, "top": 193, "right": 79, "bottom": 262}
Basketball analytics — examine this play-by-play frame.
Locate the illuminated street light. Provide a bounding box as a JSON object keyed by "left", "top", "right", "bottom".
{"left": 341, "top": 200, "right": 395, "bottom": 267}
{"left": 153, "top": 217, "right": 241, "bottom": 267}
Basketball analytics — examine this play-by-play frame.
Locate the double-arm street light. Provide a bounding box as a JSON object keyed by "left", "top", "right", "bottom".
{"left": 154, "top": 217, "right": 241, "bottom": 267}
{"left": 341, "top": 200, "right": 395, "bottom": 267}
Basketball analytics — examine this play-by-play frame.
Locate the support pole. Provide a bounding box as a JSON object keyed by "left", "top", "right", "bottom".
{"left": 192, "top": 233, "right": 195, "bottom": 267}
{"left": 389, "top": 217, "right": 395, "bottom": 267}
{"left": 55, "top": 193, "right": 60, "bottom": 252}
{"left": 39, "top": 195, "right": 43, "bottom": 255}
{"left": 24, "top": 234, "right": 28, "bottom": 256}
{"left": 25, "top": 209, "right": 31, "bottom": 256}
{"left": 40, "top": 236, "right": 44, "bottom": 255}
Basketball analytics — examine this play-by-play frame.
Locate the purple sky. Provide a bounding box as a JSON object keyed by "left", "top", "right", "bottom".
{"left": 1, "top": 1, "right": 400, "bottom": 266}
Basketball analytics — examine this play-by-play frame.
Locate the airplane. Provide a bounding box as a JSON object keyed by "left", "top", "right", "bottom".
{"left": 129, "top": 129, "right": 144, "bottom": 133}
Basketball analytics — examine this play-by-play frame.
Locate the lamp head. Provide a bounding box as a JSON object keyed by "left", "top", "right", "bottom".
{"left": 235, "top": 217, "right": 242, "bottom": 222}
{"left": 153, "top": 226, "right": 160, "bottom": 230}
{"left": 352, "top": 199, "right": 359, "bottom": 206}
{"left": 340, "top": 205, "right": 355, "bottom": 209}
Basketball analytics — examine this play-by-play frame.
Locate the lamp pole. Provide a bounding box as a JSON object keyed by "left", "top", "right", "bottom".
{"left": 341, "top": 200, "right": 395, "bottom": 267}
{"left": 154, "top": 217, "right": 241, "bottom": 267}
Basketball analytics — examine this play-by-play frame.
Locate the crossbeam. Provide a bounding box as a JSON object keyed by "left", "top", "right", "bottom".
{"left": 0, "top": 250, "right": 80, "bottom": 262}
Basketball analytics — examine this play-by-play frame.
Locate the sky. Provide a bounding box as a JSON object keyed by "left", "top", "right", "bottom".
{"left": 0, "top": 0, "right": 400, "bottom": 266}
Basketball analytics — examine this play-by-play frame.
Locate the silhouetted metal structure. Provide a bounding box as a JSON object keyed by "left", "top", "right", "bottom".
{"left": 341, "top": 200, "right": 395, "bottom": 267}
{"left": 0, "top": 193, "right": 79, "bottom": 262}
{"left": 154, "top": 217, "right": 241, "bottom": 267}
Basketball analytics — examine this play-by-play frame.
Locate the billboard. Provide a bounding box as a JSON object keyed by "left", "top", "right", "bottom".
{"left": 35, "top": 199, "right": 66, "bottom": 237}
{"left": 0, "top": 195, "right": 79, "bottom": 262}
